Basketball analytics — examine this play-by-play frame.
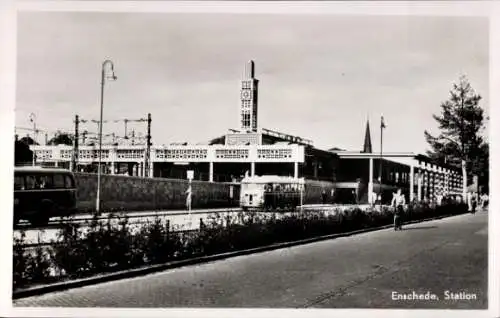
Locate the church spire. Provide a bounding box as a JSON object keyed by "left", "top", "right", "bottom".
{"left": 362, "top": 120, "right": 372, "bottom": 153}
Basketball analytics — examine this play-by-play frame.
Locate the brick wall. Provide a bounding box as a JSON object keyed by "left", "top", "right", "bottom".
{"left": 74, "top": 173, "right": 240, "bottom": 213}
{"left": 303, "top": 179, "right": 336, "bottom": 204}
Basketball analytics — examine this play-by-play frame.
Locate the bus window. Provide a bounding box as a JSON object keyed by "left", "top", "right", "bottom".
{"left": 38, "top": 175, "right": 53, "bottom": 189}
{"left": 25, "top": 175, "right": 36, "bottom": 189}
{"left": 35, "top": 175, "right": 44, "bottom": 188}
{"left": 53, "top": 174, "right": 65, "bottom": 189}
{"left": 14, "top": 176, "right": 24, "bottom": 190}
{"left": 46, "top": 175, "right": 54, "bottom": 188}
{"left": 64, "top": 175, "right": 74, "bottom": 188}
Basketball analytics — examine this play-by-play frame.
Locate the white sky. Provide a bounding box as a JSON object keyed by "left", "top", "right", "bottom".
{"left": 15, "top": 12, "right": 489, "bottom": 153}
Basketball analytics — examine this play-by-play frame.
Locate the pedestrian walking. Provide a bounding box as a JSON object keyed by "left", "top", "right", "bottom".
{"left": 467, "top": 191, "right": 478, "bottom": 214}
{"left": 391, "top": 189, "right": 406, "bottom": 231}
{"left": 480, "top": 192, "right": 489, "bottom": 210}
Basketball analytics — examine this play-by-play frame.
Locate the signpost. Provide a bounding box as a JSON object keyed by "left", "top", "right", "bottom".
{"left": 186, "top": 170, "right": 194, "bottom": 227}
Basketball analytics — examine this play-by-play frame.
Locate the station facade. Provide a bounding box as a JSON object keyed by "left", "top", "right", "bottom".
{"left": 29, "top": 60, "right": 464, "bottom": 204}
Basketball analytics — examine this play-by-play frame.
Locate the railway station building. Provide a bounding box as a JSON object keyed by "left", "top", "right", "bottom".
{"left": 29, "top": 60, "right": 465, "bottom": 204}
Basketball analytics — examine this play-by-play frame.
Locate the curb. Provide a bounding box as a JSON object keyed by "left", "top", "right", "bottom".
{"left": 12, "top": 211, "right": 468, "bottom": 300}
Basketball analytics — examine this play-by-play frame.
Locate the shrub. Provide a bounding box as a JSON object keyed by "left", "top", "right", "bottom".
{"left": 85, "top": 214, "right": 134, "bottom": 271}
{"left": 25, "top": 243, "right": 53, "bottom": 285}
{"left": 13, "top": 230, "right": 54, "bottom": 289}
{"left": 51, "top": 219, "right": 87, "bottom": 278}
{"left": 13, "top": 200, "right": 470, "bottom": 291}
{"left": 13, "top": 231, "right": 29, "bottom": 289}
{"left": 139, "top": 216, "right": 182, "bottom": 264}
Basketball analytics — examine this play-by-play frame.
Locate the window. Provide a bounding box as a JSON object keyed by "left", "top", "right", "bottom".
{"left": 65, "top": 175, "right": 74, "bottom": 188}
{"left": 25, "top": 175, "right": 36, "bottom": 189}
{"left": 241, "top": 112, "right": 251, "bottom": 128}
{"left": 54, "top": 174, "right": 65, "bottom": 188}
{"left": 39, "top": 175, "right": 53, "bottom": 189}
{"left": 14, "top": 176, "right": 24, "bottom": 190}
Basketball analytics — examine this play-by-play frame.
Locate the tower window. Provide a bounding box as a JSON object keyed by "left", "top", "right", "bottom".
{"left": 241, "top": 113, "right": 251, "bottom": 128}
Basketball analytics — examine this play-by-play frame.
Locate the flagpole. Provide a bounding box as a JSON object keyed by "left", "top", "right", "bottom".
{"left": 379, "top": 116, "right": 384, "bottom": 205}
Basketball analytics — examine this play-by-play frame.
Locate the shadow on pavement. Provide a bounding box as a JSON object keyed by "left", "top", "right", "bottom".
{"left": 401, "top": 225, "right": 438, "bottom": 231}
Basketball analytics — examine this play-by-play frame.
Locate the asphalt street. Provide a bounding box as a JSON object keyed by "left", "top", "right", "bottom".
{"left": 14, "top": 211, "right": 488, "bottom": 309}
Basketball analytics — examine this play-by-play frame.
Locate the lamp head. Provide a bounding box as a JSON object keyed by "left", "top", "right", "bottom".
{"left": 103, "top": 59, "right": 117, "bottom": 81}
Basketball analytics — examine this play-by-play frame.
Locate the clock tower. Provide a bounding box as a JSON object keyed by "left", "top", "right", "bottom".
{"left": 240, "top": 60, "right": 259, "bottom": 132}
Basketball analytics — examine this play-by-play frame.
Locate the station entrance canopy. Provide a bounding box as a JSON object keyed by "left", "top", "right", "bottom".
{"left": 330, "top": 150, "right": 465, "bottom": 204}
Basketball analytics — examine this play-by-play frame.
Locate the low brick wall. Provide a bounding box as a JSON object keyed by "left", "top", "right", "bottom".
{"left": 303, "top": 180, "right": 336, "bottom": 204}
{"left": 74, "top": 173, "right": 240, "bottom": 213}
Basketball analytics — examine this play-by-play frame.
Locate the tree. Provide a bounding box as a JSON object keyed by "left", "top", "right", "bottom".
{"left": 473, "top": 142, "right": 489, "bottom": 193}
{"left": 14, "top": 140, "right": 33, "bottom": 165}
{"left": 424, "top": 75, "right": 488, "bottom": 196}
{"left": 19, "top": 136, "right": 38, "bottom": 146}
{"left": 48, "top": 132, "right": 74, "bottom": 146}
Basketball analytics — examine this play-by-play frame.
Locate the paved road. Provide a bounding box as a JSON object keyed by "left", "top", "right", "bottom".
{"left": 14, "top": 212, "right": 488, "bottom": 309}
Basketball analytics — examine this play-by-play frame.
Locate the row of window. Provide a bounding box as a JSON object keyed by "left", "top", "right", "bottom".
{"left": 117, "top": 150, "right": 143, "bottom": 159}
{"left": 215, "top": 149, "right": 249, "bottom": 159}
{"left": 241, "top": 100, "right": 253, "bottom": 107}
{"left": 225, "top": 135, "right": 259, "bottom": 146}
{"left": 14, "top": 173, "right": 74, "bottom": 191}
{"left": 154, "top": 149, "right": 209, "bottom": 160}
{"left": 385, "top": 170, "right": 463, "bottom": 185}
{"left": 79, "top": 150, "right": 110, "bottom": 159}
{"left": 386, "top": 171, "right": 409, "bottom": 184}
{"left": 46, "top": 149, "right": 155, "bottom": 160}
{"left": 241, "top": 81, "right": 253, "bottom": 89}
{"left": 61, "top": 149, "right": 114, "bottom": 159}
{"left": 257, "top": 149, "right": 293, "bottom": 159}
{"left": 421, "top": 175, "right": 462, "bottom": 183}
{"left": 34, "top": 150, "right": 52, "bottom": 160}
{"left": 423, "top": 182, "right": 461, "bottom": 187}
{"left": 60, "top": 150, "right": 73, "bottom": 159}
{"left": 241, "top": 112, "right": 251, "bottom": 129}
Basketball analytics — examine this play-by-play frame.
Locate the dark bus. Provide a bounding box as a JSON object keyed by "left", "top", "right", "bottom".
{"left": 13, "top": 167, "right": 78, "bottom": 225}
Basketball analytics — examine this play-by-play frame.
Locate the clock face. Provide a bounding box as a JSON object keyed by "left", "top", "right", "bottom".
{"left": 241, "top": 90, "right": 251, "bottom": 100}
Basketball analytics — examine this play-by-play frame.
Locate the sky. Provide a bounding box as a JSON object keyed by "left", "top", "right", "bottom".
{"left": 15, "top": 12, "right": 489, "bottom": 153}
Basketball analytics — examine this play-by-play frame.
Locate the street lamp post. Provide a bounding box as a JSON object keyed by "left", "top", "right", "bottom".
{"left": 96, "top": 60, "right": 117, "bottom": 214}
{"left": 29, "top": 113, "right": 37, "bottom": 166}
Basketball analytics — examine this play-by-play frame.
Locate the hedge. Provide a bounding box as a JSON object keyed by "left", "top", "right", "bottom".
{"left": 13, "top": 201, "right": 468, "bottom": 291}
